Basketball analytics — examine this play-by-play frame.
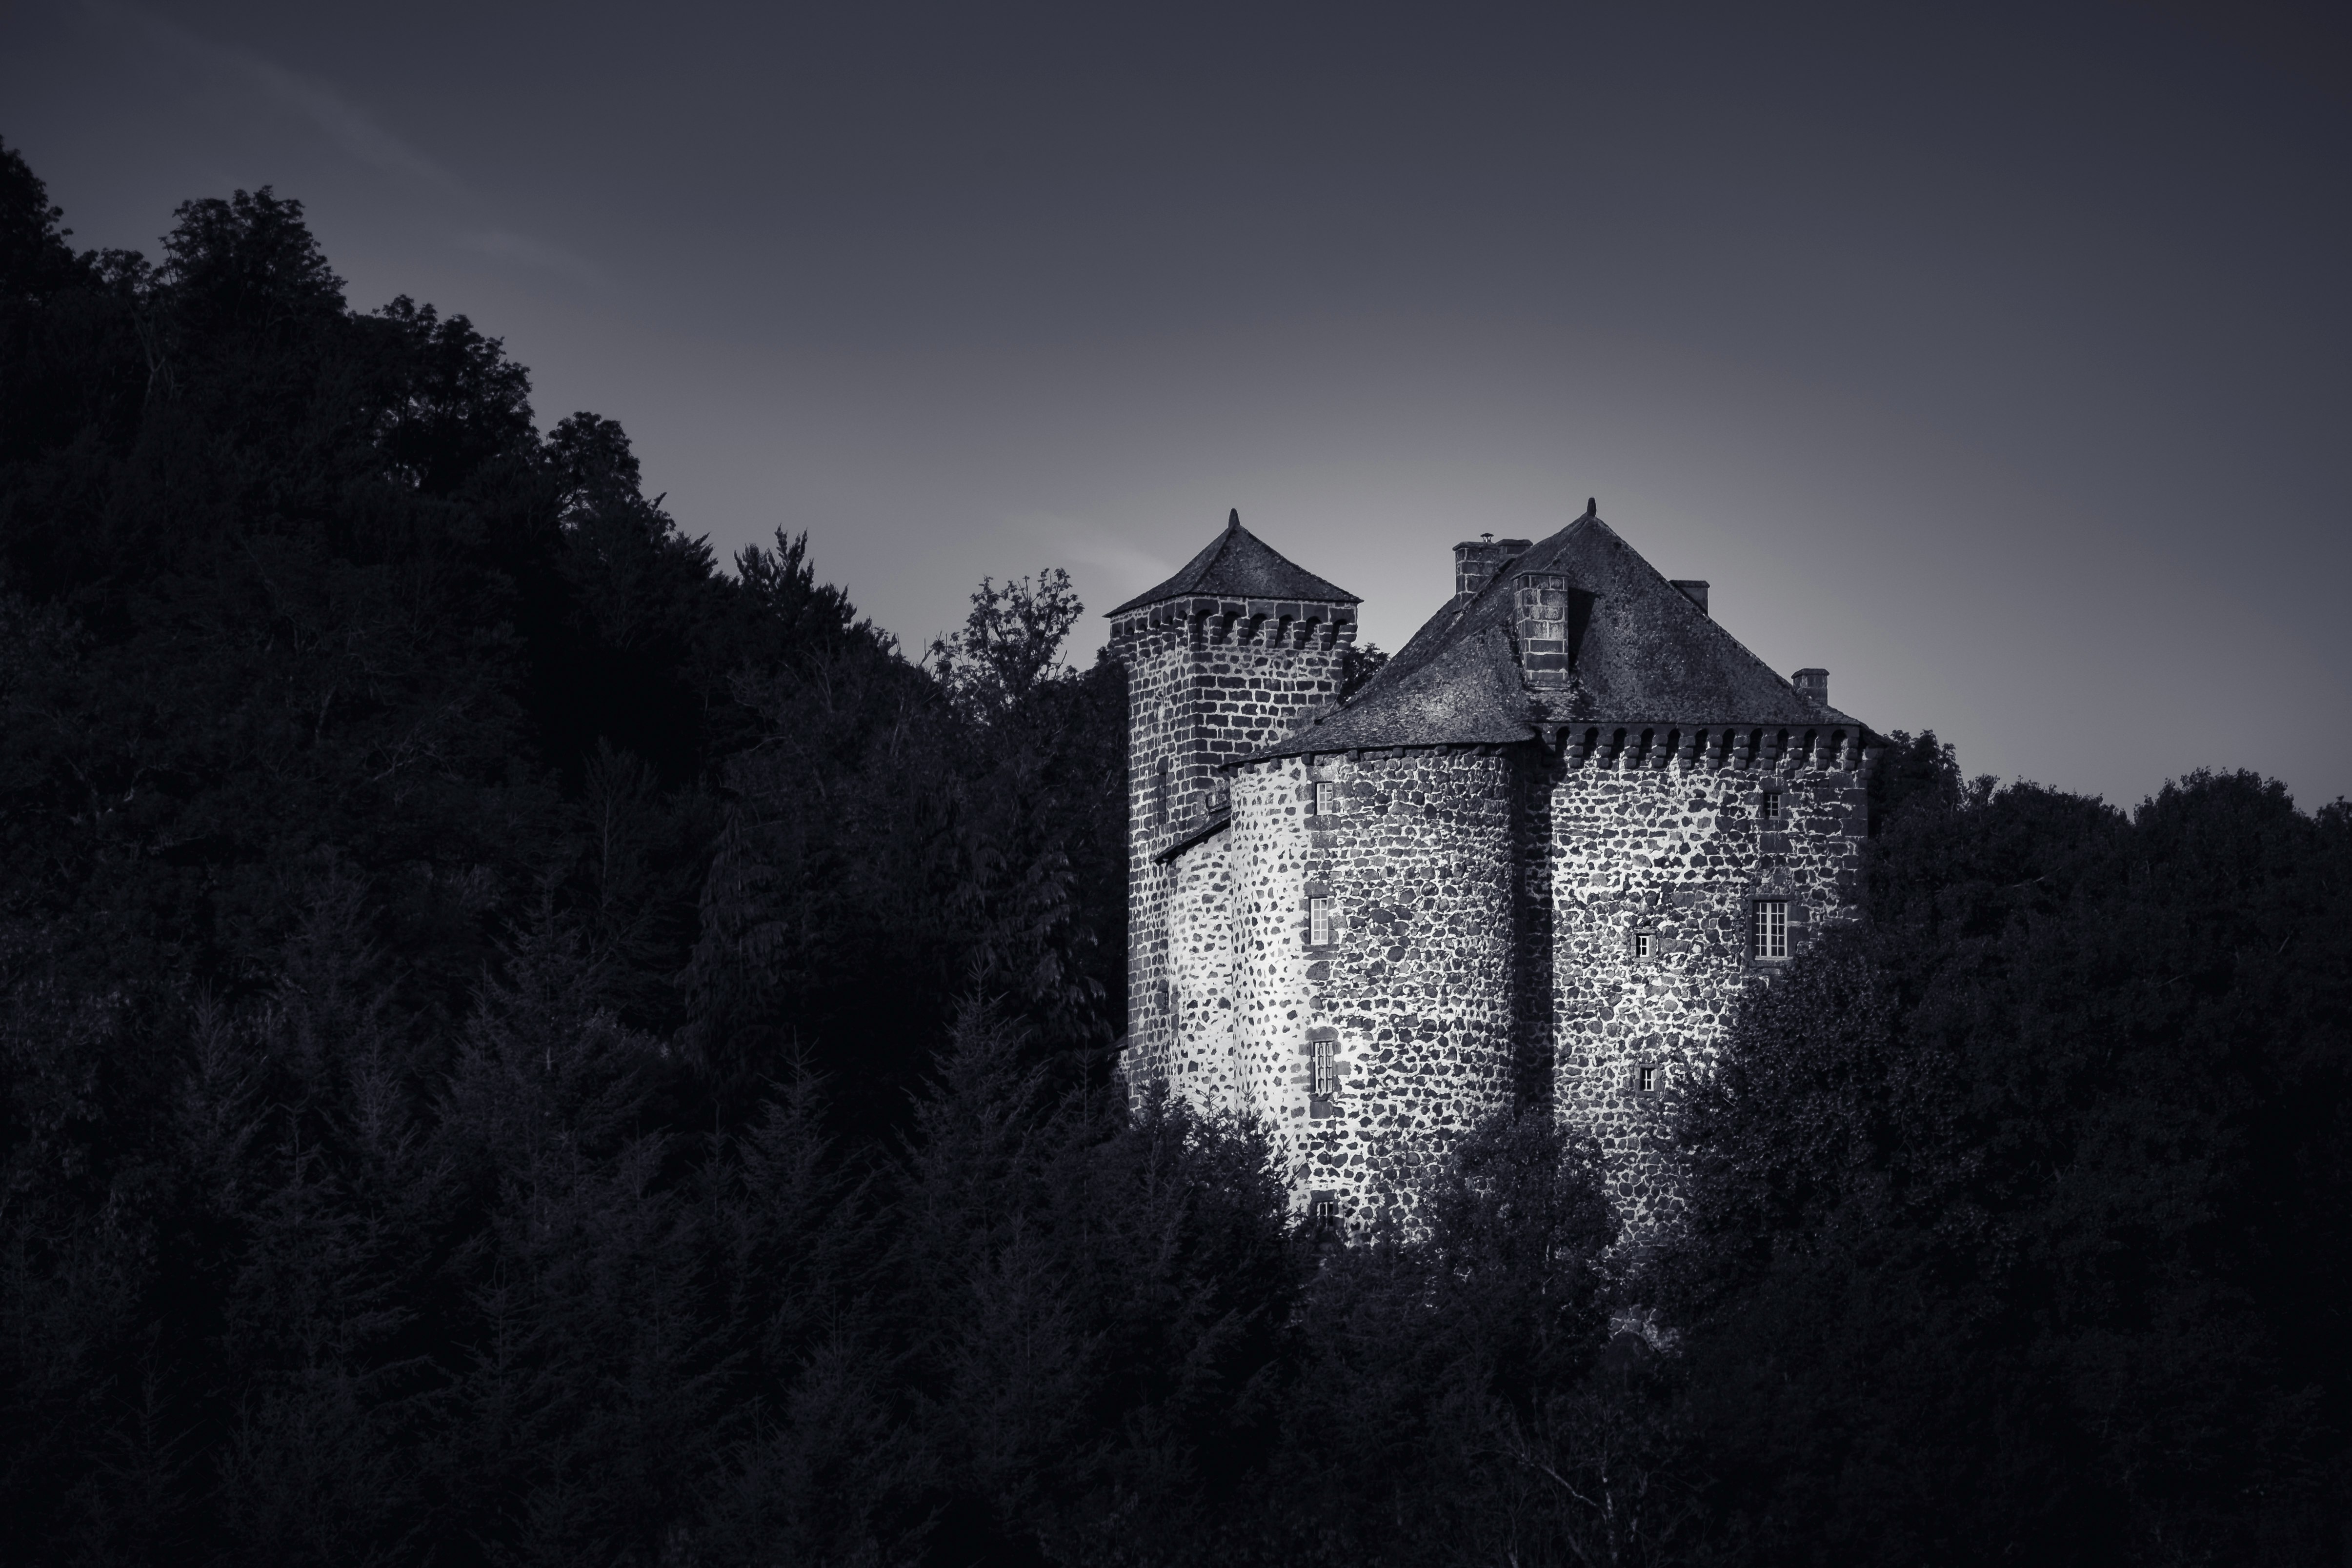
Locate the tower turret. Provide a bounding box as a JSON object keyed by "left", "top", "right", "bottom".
{"left": 1107, "top": 510, "right": 1358, "bottom": 1094}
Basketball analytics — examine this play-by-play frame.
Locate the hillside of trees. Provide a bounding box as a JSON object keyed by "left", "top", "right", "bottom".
{"left": 2, "top": 142, "right": 2346, "bottom": 1567}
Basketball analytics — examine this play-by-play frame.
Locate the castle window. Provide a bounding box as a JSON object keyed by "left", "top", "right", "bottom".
{"left": 1310, "top": 1190, "right": 1339, "bottom": 1236}
{"left": 1639, "top": 1063, "right": 1664, "bottom": 1093}
{"left": 1155, "top": 756, "right": 1172, "bottom": 825}
{"left": 1309, "top": 896, "right": 1332, "bottom": 946}
{"left": 1754, "top": 899, "right": 1789, "bottom": 960}
{"left": 1760, "top": 789, "right": 1781, "bottom": 821}
{"left": 1312, "top": 1039, "right": 1338, "bottom": 1097}
{"left": 1633, "top": 931, "right": 1654, "bottom": 960}
{"left": 1313, "top": 780, "right": 1336, "bottom": 816}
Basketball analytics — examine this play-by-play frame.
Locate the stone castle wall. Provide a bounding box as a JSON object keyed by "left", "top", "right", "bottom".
{"left": 1165, "top": 832, "right": 1239, "bottom": 1111}
{"left": 1110, "top": 598, "right": 1353, "bottom": 1083}
{"left": 1227, "top": 749, "right": 1518, "bottom": 1236}
{"left": 1144, "top": 721, "right": 1871, "bottom": 1238}
{"left": 1534, "top": 723, "right": 1871, "bottom": 1233}
{"left": 1114, "top": 581, "right": 1876, "bottom": 1241}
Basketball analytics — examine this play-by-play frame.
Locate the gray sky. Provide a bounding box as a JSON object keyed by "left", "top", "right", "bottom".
{"left": 6, "top": 0, "right": 2348, "bottom": 807}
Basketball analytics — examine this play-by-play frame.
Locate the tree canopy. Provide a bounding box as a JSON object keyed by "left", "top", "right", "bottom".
{"left": 1, "top": 141, "right": 2345, "bottom": 1566}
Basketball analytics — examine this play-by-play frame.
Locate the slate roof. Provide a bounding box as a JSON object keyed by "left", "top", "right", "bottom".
{"left": 1258, "top": 503, "right": 1868, "bottom": 760}
{"left": 1107, "top": 510, "right": 1360, "bottom": 617}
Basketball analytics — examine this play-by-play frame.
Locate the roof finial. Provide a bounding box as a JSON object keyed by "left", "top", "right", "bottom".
{"left": 1584, "top": 497, "right": 1597, "bottom": 519}
{"left": 1228, "top": 507, "right": 1241, "bottom": 531}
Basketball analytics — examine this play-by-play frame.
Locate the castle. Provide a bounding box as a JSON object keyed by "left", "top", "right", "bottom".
{"left": 1109, "top": 502, "right": 1881, "bottom": 1236}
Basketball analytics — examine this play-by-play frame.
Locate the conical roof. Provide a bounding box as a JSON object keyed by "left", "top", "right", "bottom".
{"left": 1261, "top": 503, "right": 1868, "bottom": 759}
{"left": 1107, "top": 510, "right": 1358, "bottom": 617}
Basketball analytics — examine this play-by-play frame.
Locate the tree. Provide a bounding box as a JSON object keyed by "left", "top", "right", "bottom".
{"left": 1257, "top": 1109, "right": 1683, "bottom": 1568}
{"left": 928, "top": 569, "right": 1085, "bottom": 720}
{"left": 1659, "top": 773, "right": 2352, "bottom": 1565}
{"left": 1338, "top": 640, "right": 1388, "bottom": 702}
{"left": 893, "top": 1002, "right": 1298, "bottom": 1567}
{"left": 685, "top": 561, "right": 1125, "bottom": 1136}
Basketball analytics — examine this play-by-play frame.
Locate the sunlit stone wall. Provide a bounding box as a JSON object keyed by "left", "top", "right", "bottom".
{"left": 1165, "top": 832, "right": 1239, "bottom": 1112}
{"left": 1110, "top": 599, "right": 1353, "bottom": 1100}
{"left": 1131, "top": 682, "right": 1874, "bottom": 1241}
{"left": 1230, "top": 749, "right": 1517, "bottom": 1236}
{"left": 1539, "top": 724, "right": 1871, "bottom": 1233}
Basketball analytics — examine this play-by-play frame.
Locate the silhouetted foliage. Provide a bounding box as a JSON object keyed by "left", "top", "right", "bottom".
{"left": 1660, "top": 771, "right": 2352, "bottom": 1565}
{"left": 1864, "top": 725, "right": 1965, "bottom": 832}
{"left": 2, "top": 141, "right": 2346, "bottom": 1567}
{"left": 1260, "top": 1109, "right": 1689, "bottom": 1568}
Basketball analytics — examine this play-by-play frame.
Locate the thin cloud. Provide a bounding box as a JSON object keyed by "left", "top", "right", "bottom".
{"left": 1066, "top": 537, "right": 1175, "bottom": 592}
{"left": 1015, "top": 513, "right": 1173, "bottom": 598}
{"left": 86, "top": 0, "right": 602, "bottom": 286}
{"left": 224, "top": 49, "right": 460, "bottom": 190}
{"left": 457, "top": 229, "right": 605, "bottom": 285}
{"left": 88, "top": 0, "right": 465, "bottom": 193}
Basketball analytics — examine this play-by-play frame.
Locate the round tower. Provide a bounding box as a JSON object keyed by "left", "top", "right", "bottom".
{"left": 1105, "top": 511, "right": 1357, "bottom": 1111}
{"left": 1229, "top": 746, "right": 1517, "bottom": 1236}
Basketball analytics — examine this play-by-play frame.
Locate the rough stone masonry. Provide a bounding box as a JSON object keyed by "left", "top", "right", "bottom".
{"left": 1108, "top": 503, "right": 1880, "bottom": 1238}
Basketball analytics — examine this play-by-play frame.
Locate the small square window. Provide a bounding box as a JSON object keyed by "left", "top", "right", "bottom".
{"left": 1759, "top": 790, "right": 1781, "bottom": 821}
{"left": 1313, "top": 780, "right": 1336, "bottom": 816}
{"left": 1309, "top": 896, "right": 1332, "bottom": 946}
{"left": 1312, "top": 1039, "right": 1338, "bottom": 1097}
{"left": 1754, "top": 899, "right": 1789, "bottom": 959}
{"left": 1633, "top": 931, "right": 1653, "bottom": 959}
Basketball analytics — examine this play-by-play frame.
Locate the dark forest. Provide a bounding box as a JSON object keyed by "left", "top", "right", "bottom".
{"left": 2, "top": 143, "right": 2347, "bottom": 1567}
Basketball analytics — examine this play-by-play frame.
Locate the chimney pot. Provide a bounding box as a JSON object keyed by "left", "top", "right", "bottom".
{"left": 1793, "top": 668, "right": 1829, "bottom": 706}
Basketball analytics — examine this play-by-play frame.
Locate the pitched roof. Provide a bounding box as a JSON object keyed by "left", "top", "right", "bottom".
{"left": 1260, "top": 504, "right": 1868, "bottom": 760}
{"left": 1107, "top": 510, "right": 1359, "bottom": 617}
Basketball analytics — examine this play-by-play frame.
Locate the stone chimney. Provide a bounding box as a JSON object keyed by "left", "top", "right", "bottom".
{"left": 1453, "top": 535, "right": 1533, "bottom": 602}
{"left": 1670, "top": 580, "right": 1709, "bottom": 615}
{"left": 1793, "top": 668, "right": 1829, "bottom": 707}
{"left": 1512, "top": 570, "right": 1573, "bottom": 686}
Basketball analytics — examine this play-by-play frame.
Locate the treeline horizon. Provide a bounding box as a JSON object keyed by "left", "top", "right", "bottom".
{"left": 2, "top": 142, "right": 2346, "bottom": 1567}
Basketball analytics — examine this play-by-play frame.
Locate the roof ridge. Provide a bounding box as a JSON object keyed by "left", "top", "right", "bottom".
{"left": 1241, "top": 504, "right": 1870, "bottom": 762}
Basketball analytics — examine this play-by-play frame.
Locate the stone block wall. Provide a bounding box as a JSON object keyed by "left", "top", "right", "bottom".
{"left": 1228, "top": 749, "right": 1518, "bottom": 1236}
{"left": 1111, "top": 598, "right": 1353, "bottom": 1081}
{"left": 1166, "top": 831, "right": 1240, "bottom": 1112}
{"left": 1125, "top": 690, "right": 1875, "bottom": 1242}
{"left": 1539, "top": 723, "right": 1871, "bottom": 1234}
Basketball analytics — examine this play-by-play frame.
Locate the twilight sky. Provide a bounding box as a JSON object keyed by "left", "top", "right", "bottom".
{"left": 5, "top": 0, "right": 2348, "bottom": 807}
